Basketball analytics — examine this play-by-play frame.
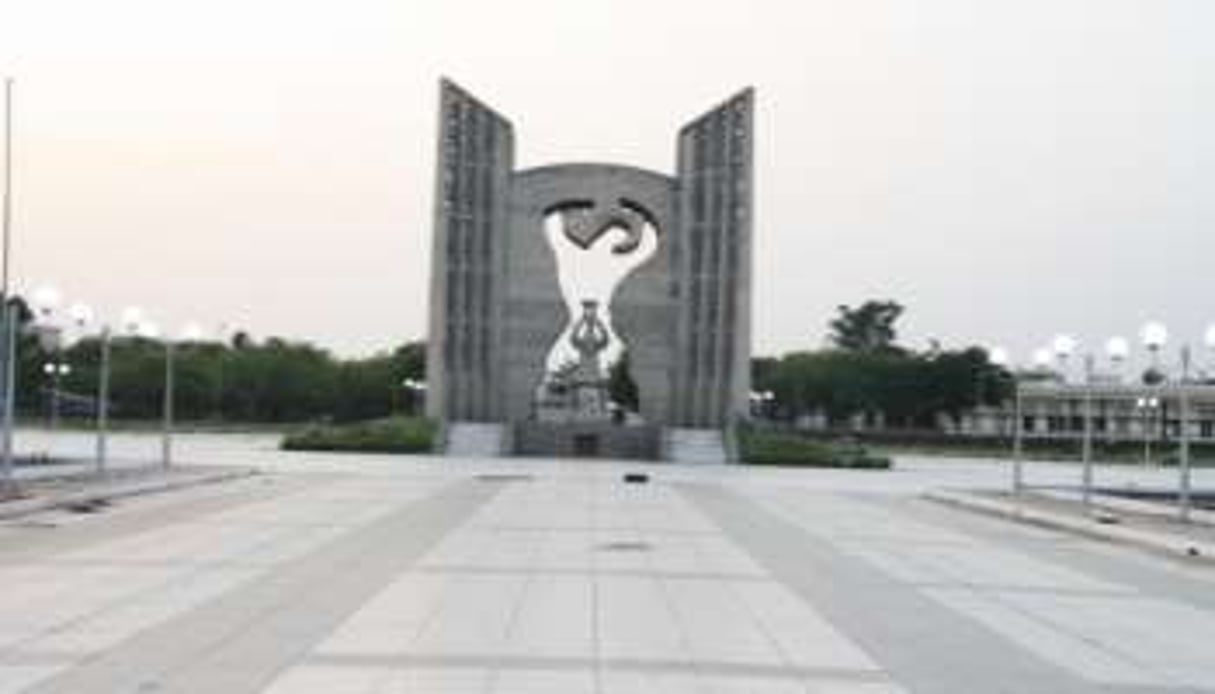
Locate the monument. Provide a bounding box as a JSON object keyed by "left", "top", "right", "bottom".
{"left": 426, "top": 79, "right": 753, "bottom": 459}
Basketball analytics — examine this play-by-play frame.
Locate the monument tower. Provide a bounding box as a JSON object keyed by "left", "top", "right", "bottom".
{"left": 426, "top": 79, "right": 753, "bottom": 459}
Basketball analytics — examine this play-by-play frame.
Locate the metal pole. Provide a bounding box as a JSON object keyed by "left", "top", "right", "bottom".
{"left": 1012, "top": 379, "right": 1024, "bottom": 495}
{"left": 161, "top": 340, "right": 173, "bottom": 469}
{"left": 1142, "top": 401, "right": 1150, "bottom": 467}
{"left": 2, "top": 77, "right": 12, "bottom": 295}
{"left": 1081, "top": 354, "right": 1094, "bottom": 513}
{"left": 0, "top": 302, "right": 14, "bottom": 491}
{"left": 1, "top": 78, "right": 14, "bottom": 492}
{"left": 95, "top": 327, "right": 110, "bottom": 475}
{"left": 50, "top": 361, "right": 61, "bottom": 435}
{"left": 1179, "top": 346, "right": 1192, "bottom": 523}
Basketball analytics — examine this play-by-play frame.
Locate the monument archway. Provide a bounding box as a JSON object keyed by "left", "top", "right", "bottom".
{"left": 426, "top": 79, "right": 753, "bottom": 446}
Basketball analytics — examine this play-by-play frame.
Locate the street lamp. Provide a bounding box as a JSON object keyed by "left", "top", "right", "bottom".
{"left": 1000, "top": 350, "right": 1028, "bottom": 496}
{"left": 30, "top": 286, "right": 67, "bottom": 458}
{"left": 989, "top": 347, "right": 1009, "bottom": 368}
{"left": 1204, "top": 324, "right": 1215, "bottom": 381}
{"left": 1141, "top": 321, "right": 1168, "bottom": 379}
{"left": 31, "top": 285, "right": 60, "bottom": 321}
{"left": 1032, "top": 347, "right": 1052, "bottom": 371}
{"left": 402, "top": 378, "right": 427, "bottom": 417}
{"left": 1135, "top": 395, "right": 1160, "bottom": 467}
{"left": 1105, "top": 337, "right": 1129, "bottom": 383}
{"left": 1051, "top": 334, "right": 1077, "bottom": 382}
{"left": 1079, "top": 352, "right": 1096, "bottom": 511}
{"left": 158, "top": 321, "right": 198, "bottom": 470}
{"left": 41, "top": 361, "right": 70, "bottom": 433}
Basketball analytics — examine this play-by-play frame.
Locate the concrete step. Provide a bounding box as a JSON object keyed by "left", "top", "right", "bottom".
{"left": 445, "top": 422, "right": 506, "bottom": 458}
{"left": 665, "top": 428, "right": 727, "bottom": 465}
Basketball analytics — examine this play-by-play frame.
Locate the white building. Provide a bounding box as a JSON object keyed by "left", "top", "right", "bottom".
{"left": 949, "top": 382, "right": 1215, "bottom": 443}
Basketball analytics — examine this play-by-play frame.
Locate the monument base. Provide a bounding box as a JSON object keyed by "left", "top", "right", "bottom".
{"left": 512, "top": 422, "right": 662, "bottom": 461}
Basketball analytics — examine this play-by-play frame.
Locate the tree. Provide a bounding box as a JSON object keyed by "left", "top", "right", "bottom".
{"left": 607, "top": 351, "right": 639, "bottom": 412}
{"left": 828, "top": 300, "right": 904, "bottom": 353}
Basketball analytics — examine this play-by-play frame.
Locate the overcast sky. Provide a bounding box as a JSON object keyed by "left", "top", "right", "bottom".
{"left": 1, "top": 0, "right": 1212, "bottom": 370}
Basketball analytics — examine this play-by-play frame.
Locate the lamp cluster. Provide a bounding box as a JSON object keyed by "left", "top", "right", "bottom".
{"left": 18, "top": 282, "right": 217, "bottom": 475}
{"left": 991, "top": 321, "right": 1215, "bottom": 385}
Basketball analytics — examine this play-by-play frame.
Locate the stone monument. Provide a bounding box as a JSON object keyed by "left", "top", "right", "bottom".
{"left": 427, "top": 79, "right": 753, "bottom": 457}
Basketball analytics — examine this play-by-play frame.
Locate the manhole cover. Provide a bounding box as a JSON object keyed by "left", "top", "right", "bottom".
{"left": 598, "top": 540, "right": 653, "bottom": 553}
{"left": 475, "top": 473, "right": 535, "bottom": 483}
{"left": 64, "top": 499, "right": 111, "bottom": 514}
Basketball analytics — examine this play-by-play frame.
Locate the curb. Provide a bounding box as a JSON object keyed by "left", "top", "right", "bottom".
{"left": 0, "top": 467, "right": 259, "bottom": 521}
{"left": 925, "top": 489, "right": 1215, "bottom": 565}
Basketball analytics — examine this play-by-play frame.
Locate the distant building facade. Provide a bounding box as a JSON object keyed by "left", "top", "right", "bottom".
{"left": 793, "top": 382, "right": 1215, "bottom": 444}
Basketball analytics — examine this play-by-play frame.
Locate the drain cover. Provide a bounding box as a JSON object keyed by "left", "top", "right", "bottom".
{"left": 64, "top": 499, "right": 111, "bottom": 514}
{"left": 475, "top": 473, "right": 535, "bottom": 483}
{"left": 598, "top": 540, "right": 653, "bottom": 553}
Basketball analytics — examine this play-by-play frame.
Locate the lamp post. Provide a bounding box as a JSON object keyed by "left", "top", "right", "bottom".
{"left": 63, "top": 302, "right": 104, "bottom": 473}
{"left": 988, "top": 346, "right": 1011, "bottom": 438}
{"left": 96, "top": 325, "right": 110, "bottom": 475}
{"left": 138, "top": 320, "right": 176, "bottom": 469}
{"left": 31, "top": 286, "right": 65, "bottom": 459}
{"left": 94, "top": 305, "right": 142, "bottom": 475}
{"left": 1204, "top": 324, "right": 1215, "bottom": 382}
{"left": 1, "top": 77, "right": 15, "bottom": 494}
{"left": 41, "top": 361, "right": 70, "bottom": 432}
{"left": 991, "top": 348, "right": 1025, "bottom": 496}
{"left": 1051, "top": 334, "right": 1077, "bottom": 383}
{"left": 1141, "top": 321, "right": 1168, "bottom": 381}
{"left": 1105, "top": 336, "right": 1129, "bottom": 384}
{"left": 402, "top": 378, "right": 427, "bottom": 417}
{"left": 158, "top": 322, "right": 200, "bottom": 470}
{"left": 1080, "top": 353, "right": 1095, "bottom": 513}
{"left": 1134, "top": 396, "right": 1159, "bottom": 468}
{"left": 1178, "top": 346, "right": 1193, "bottom": 523}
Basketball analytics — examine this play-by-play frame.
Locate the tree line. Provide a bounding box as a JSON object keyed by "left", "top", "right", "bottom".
{"left": 10, "top": 295, "right": 1009, "bottom": 428}
{"left": 8, "top": 299, "right": 425, "bottom": 423}
{"left": 752, "top": 301, "right": 1013, "bottom": 429}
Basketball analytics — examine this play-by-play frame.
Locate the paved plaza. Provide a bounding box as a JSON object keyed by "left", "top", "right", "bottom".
{"left": 1, "top": 436, "right": 1214, "bottom": 692}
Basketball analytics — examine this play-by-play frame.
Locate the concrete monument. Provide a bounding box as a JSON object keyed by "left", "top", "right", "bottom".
{"left": 427, "top": 79, "right": 753, "bottom": 457}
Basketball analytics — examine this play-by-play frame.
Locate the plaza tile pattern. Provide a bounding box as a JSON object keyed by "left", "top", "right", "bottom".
{"left": 0, "top": 458, "right": 1212, "bottom": 692}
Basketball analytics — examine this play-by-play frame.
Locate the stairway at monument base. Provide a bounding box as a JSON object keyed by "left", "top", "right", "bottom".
{"left": 444, "top": 422, "right": 507, "bottom": 457}
{"left": 512, "top": 422, "right": 662, "bottom": 460}
{"left": 664, "top": 428, "right": 729, "bottom": 465}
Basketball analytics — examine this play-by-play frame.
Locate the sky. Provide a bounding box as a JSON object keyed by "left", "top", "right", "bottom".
{"left": 1, "top": 0, "right": 1212, "bottom": 373}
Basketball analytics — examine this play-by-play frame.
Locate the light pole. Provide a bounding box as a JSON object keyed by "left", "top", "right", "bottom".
{"left": 1204, "top": 324, "right": 1215, "bottom": 382}
{"left": 1141, "top": 321, "right": 1168, "bottom": 381}
{"left": 31, "top": 286, "right": 65, "bottom": 459}
{"left": 1080, "top": 353, "right": 1095, "bottom": 513}
{"left": 64, "top": 302, "right": 102, "bottom": 472}
{"left": 159, "top": 322, "right": 200, "bottom": 470}
{"left": 991, "top": 348, "right": 1026, "bottom": 496}
{"left": 1, "top": 77, "right": 14, "bottom": 494}
{"left": 41, "top": 361, "right": 70, "bottom": 432}
{"left": 1135, "top": 395, "right": 1159, "bottom": 468}
{"left": 988, "top": 346, "right": 1011, "bottom": 438}
{"left": 1179, "top": 346, "right": 1193, "bottom": 523}
{"left": 1105, "top": 336, "right": 1129, "bottom": 384}
{"left": 1051, "top": 334, "right": 1077, "bottom": 383}
{"left": 96, "top": 325, "right": 111, "bottom": 475}
{"left": 402, "top": 378, "right": 427, "bottom": 417}
{"left": 94, "top": 305, "right": 142, "bottom": 476}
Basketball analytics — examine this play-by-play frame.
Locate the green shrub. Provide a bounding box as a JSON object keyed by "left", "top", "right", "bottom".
{"left": 739, "top": 428, "right": 891, "bottom": 469}
{"left": 281, "top": 417, "right": 436, "bottom": 454}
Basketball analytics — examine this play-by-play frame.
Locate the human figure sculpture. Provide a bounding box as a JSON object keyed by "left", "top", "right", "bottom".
{"left": 566, "top": 300, "right": 611, "bottom": 420}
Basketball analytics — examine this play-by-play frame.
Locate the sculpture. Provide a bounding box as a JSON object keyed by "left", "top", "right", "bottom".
{"left": 426, "top": 79, "right": 754, "bottom": 431}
